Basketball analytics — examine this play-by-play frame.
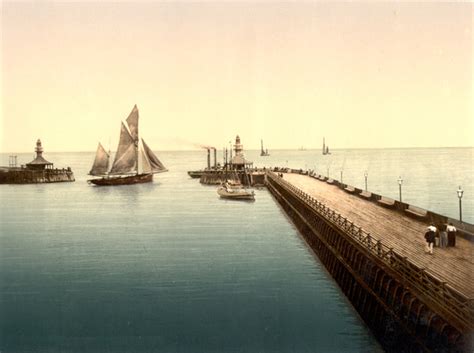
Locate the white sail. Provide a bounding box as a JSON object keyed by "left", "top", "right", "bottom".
{"left": 89, "top": 142, "right": 110, "bottom": 175}
{"left": 126, "top": 105, "right": 139, "bottom": 143}
{"left": 91, "top": 105, "right": 167, "bottom": 178}
{"left": 109, "top": 122, "right": 137, "bottom": 175}
{"left": 139, "top": 142, "right": 153, "bottom": 175}
{"left": 142, "top": 138, "right": 167, "bottom": 173}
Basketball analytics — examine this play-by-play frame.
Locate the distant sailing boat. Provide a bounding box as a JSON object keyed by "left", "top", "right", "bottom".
{"left": 88, "top": 105, "right": 167, "bottom": 186}
{"left": 260, "top": 139, "right": 270, "bottom": 156}
{"left": 322, "top": 137, "right": 331, "bottom": 155}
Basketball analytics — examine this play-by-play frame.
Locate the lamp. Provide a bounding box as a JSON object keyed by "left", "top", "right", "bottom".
{"left": 398, "top": 176, "right": 403, "bottom": 202}
{"left": 457, "top": 186, "right": 464, "bottom": 222}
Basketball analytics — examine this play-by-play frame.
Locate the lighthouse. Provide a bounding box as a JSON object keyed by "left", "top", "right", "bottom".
{"left": 229, "top": 135, "right": 253, "bottom": 171}
{"left": 234, "top": 135, "right": 244, "bottom": 156}
{"left": 26, "top": 139, "right": 54, "bottom": 170}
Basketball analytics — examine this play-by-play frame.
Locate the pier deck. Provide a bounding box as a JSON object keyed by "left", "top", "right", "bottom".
{"left": 283, "top": 173, "right": 474, "bottom": 298}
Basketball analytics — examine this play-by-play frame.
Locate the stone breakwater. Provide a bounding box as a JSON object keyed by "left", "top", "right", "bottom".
{"left": 0, "top": 167, "right": 75, "bottom": 184}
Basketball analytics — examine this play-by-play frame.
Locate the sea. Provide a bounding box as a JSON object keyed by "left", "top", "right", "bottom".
{"left": 0, "top": 147, "right": 472, "bottom": 353}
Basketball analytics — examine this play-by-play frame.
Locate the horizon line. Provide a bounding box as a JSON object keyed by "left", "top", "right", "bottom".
{"left": 1, "top": 145, "right": 473, "bottom": 154}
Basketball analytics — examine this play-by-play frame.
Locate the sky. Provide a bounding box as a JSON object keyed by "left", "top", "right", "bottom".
{"left": 1, "top": 1, "right": 472, "bottom": 152}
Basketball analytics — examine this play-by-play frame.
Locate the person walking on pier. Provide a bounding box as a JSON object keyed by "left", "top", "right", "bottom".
{"left": 425, "top": 225, "right": 436, "bottom": 255}
{"left": 446, "top": 223, "right": 457, "bottom": 247}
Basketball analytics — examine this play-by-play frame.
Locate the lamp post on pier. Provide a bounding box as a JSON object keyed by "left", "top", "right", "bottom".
{"left": 364, "top": 171, "right": 368, "bottom": 191}
{"left": 457, "top": 186, "right": 464, "bottom": 223}
{"left": 340, "top": 170, "right": 343, "bottom": 184}
{"left": 398, "top": 176, "right": 403, "bottom": 202}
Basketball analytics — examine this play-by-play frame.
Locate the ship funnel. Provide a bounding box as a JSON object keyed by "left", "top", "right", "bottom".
{"left": 214, "top": 148, "right": 217, "bottom": 169}
{"left": 207, "top": 148, "right": 211, "bottom": 170}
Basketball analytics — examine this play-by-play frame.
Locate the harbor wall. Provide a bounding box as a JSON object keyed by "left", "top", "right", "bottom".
{"left": 0, "top": 168, "right": 75, "bottom": 184}
{"left": 265, "top": 171, "right": 472, "bottom": 353}
{"left": 199, "top": 170, "right": 265, "bottom": 187}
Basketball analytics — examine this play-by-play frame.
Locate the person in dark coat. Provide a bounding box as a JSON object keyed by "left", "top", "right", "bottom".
{"left": 424, "top": 229, "right": 436, "bottom": 254}
{"left": 446, "top": 223, "right": 457, "bottom": 247}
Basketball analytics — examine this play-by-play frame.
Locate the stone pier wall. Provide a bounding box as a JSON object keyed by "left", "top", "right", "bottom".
{"left": 0, "top": 169, "right": 75, "bottom": 184}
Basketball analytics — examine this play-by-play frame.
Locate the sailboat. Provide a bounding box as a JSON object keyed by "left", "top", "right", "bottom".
{"left": 260, "top": 139, "right": 270, "bottom": 156}
{"left": 322, "top": 137, "right": 331, "bottom": 155}
{"left": 88, "top": 105, "right": 167, "bottom": 186}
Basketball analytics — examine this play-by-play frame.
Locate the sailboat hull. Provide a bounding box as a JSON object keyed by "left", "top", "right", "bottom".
{"left": 88, "top": 173, "right": 153, "bottom": 186}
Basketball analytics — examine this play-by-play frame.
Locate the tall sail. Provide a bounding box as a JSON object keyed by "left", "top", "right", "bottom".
{"left": 139, "top": 143, "right": 153, "bottom": 175}
{"left": 142, "top": 138, "right": 167, "bottom": 173}
{"left": 126, "top": 105, "right": 139, "bottom": 143}
{"left": 89, "top": 143, "right": 110, "bottom": 175}
{"left": 109, "top": 122, "right": 137, "bottom": 175}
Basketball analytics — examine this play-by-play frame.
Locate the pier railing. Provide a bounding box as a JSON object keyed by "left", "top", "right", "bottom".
{"left": 266, "top": 171, "right": 473, "bottom": 332}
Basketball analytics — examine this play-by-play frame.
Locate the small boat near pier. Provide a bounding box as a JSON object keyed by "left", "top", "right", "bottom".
{"left": 217, "top": 180, "right": 255, "bottom": 201}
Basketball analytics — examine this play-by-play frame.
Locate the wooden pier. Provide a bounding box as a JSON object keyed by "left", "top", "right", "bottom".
{"left": 265, "top": 170, "right": 473, "bottom": 353}
{"left": 283, "top": 172, "right": 473, "bottom": 296}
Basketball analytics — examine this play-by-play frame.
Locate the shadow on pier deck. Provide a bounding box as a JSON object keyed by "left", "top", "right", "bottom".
{"left": 265, "top": 170, "right": 473, "bottom": 353}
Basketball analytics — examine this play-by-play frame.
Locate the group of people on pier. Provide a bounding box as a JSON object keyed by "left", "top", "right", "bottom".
{"left": 424, "top": 223, "right": 457, "bottom": 255}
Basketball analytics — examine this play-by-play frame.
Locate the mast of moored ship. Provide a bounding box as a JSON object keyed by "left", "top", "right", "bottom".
{"left": 136, "top": 118, "right": 140, "bottom": 175}
{"left": 136, "top": 108, "right": 140, "bottom": 175}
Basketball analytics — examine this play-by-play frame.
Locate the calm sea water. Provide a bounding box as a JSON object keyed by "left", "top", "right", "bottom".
{"left": 0, "top": 148, "right": 471, "bottom": 352}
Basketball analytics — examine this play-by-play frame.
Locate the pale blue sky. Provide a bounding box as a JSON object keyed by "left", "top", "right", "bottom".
{"left": 1, "top": 1, "right": 472, "bottom": 152}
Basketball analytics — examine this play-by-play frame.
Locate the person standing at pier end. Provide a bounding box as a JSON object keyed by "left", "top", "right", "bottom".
{"left": 446, "top": 223, "right": 457, "bottom": 247}
{"left": 439, "top": 224, "right": 448, "bottom": 248}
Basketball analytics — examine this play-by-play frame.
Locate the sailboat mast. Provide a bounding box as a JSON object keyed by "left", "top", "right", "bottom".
{"left": 136, "top": 120, "right": 140, "bottom": 174}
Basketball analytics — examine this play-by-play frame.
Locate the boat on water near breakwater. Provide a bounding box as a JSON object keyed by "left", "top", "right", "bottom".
{"left": 260, "top": 139, "right": 270, "bottom": 156}
{"left": 88, "top": 105, "right": 167, "bottom": 186}
{"left": 322, "top": 137, "right": 331, "bottom": 155}
{"left": 0, "top": 139, "right": 75, "bottom": 184}
{"left": 217, "top": 180, "right": 255, "bottom": 200}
